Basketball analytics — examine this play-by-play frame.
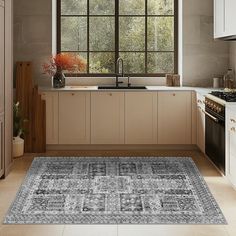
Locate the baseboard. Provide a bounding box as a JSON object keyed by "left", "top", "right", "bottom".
{"left": 46, "top": 144, "right": 198, "bottom": 151}
{"left": 4, "top": 161, "right": 13, "bottom": 178}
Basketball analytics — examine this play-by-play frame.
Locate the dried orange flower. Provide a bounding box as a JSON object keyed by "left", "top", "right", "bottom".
{"left": 42, "top": 53, "right": 87, "bottom": 76}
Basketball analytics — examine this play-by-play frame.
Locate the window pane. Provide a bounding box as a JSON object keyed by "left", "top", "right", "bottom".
{"left": 61, "top": 17, "right": 87, "bottom": 51}
{"left": 147, "top": 17, "right": 174, "bottom": 51}
{"left": 90, "top": 52, "right": 115, "bottom": 73}
{"left": 148, "top": 0, "right": 174, "bottom": 15}
{"left": 119, "top": 0, "right": 145, "bottom": 15}
{"left": 89, "top": 17, "right": 115, "bottom": 51}
{"left": 119, "top": 17, "right": 145, "bottom": 51}
{"left": 90, "top": 0, "right": 115, "bottom": 15}
{"left": 61, "top": 0, "right": 87, "bottom": 15}
{"left": 119, "top": 53, "right": 145, "bottom": 74}
{"left": 147, "top": 52, "right": 174, "bottom": 73}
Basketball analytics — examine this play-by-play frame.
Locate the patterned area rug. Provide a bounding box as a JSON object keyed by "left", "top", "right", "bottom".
{"left": 4, "top": 157, "right": 226, "bottom": 224}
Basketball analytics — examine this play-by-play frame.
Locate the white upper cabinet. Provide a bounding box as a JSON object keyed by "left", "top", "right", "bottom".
{"left": 0, "top": 4, "right": 4, "bottom": 114}
{"left": 214, "top": 0, "right": 225, "bottom": 38}
{"left": 158, "top": 91, "right": 192, "bottom": 145}
{"left": 59, "top": 92, "right": 90, "bottom": 144}
{"left": 214, "top": 0, "right": 236, "bottom": 39}
{"left": 125, "top": 92, "right": 157, "bottom": 144}
{"left": 225, "top": 0, "right": 236, "bottom": 36}
{"left": 91, "top": 92, "right": 124, "bottom": 144}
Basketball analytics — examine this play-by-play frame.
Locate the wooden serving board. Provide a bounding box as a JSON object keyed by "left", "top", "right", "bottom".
{"left": 15, "top": 62, "right": 33, "bottom": 152}
{"left": 15, "top": 62, "right": 46, "bottom": 153}
{"left": 32, "top": 86, "right": 46, "bottom": 153}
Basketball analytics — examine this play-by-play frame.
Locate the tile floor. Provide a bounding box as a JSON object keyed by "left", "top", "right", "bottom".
{"left": 0, "top": 150, "right": 236, "bottom": 236}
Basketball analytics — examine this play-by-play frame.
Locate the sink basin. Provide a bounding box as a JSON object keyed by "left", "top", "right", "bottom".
{"left": 98, "top": 85, "right": 147, "bottom": 90}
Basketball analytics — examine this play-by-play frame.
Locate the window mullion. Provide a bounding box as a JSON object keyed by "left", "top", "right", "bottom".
{"left": 145, "top": 0, "right": 148, "bottom": 74}
{"left": 115, "top": 0, "right": 119, "bottom": 70}
{"left": 87, "top": 0, "right": 90, "bottom": 73}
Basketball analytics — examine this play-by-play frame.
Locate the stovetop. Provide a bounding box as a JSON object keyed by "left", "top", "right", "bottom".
{"left": 210, "top": 91, "right": 236, "bottom": 102}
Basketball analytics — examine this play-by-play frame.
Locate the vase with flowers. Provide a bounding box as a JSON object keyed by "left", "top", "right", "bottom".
{"left": 43, "top": 53, "right": 87, "bottom": 88}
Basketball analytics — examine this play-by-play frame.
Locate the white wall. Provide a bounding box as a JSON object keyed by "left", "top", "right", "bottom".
{"left": 14, "top": 0, "right": 229, "bottom": 87}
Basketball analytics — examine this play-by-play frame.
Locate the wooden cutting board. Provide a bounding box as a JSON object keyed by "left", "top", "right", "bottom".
{"left": 15, "top": 62, "right": 33, "bottom": 152}
{"left": 32, "top": 86, "right": 46, "bottom": 153}
{"left": 15, "top": 62, "right": 46, "bottom": 153}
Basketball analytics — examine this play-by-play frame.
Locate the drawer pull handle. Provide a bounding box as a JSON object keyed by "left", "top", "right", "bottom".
{"left": 109, "top": 93, "right": 112, "bottom": 96}
{"left": 202, "top": 110, "right": 219, "bottom": 122}
{"left": 230, "top": 119, "right": 236, "bottom": 123}
{"left": 173, "top": 93, "right": 176, "bottom": 96}
{"left": 231, "top": 127, "right": 236, "bottom": 132}
{"left": 72, "top": 93, "right": 75, "bottom": 96}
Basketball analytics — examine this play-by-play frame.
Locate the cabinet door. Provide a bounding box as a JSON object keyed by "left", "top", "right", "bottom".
{"left": 197, "top": 106, "right": 205, "bottom": 153}
{"left": 91, "top": 92, "right": 124, "bottom": 144}
{"left": 125, "top": 92, "right": 157, "bottom": 144}
{"left": 0, "top": 114, "right": 4, "bottom": 177}
{"left": 214, "top": 0, "right": 225, "bottom": 38}
{"left": 225, "top": 0, "right": 236, "bottom": 36}
{"left": 41, "top": 92, "right": 59, "bottom": 144}
{"left": 227, "top": 109, "right": 236, "bottom": 186}
{"left": 158, "top": 92, "right": 192, "bottom": 144}
{"left": 0, "top": 5, "right": 4, "bottom": 114}
{"left": 59, "top": 92, "right": 90, "bottom": 144}
{"left": 196, "top": 94, "right": 205, "bottom": 153}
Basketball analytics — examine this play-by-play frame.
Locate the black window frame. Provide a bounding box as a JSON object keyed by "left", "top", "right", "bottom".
{"left": 57, "top": 0, "right": 178, "bottom": 77}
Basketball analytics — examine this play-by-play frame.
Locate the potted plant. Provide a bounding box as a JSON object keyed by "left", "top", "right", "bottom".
{"left": 13, "top": 102, "right": 26, "bottom": 158}
{"left": 42, "top": 53, "right": 87, "bottom": 88}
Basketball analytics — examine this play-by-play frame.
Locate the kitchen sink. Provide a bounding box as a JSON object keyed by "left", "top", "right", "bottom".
{"left": 98, "top": 85, "right": 147, "bottom": 90}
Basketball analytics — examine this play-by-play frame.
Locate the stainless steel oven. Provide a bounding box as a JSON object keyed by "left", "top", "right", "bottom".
{"left": 205, "top": 97, "right": 225, "bottom": 174}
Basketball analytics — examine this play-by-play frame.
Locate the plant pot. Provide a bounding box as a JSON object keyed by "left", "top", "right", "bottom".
{"left": 53, "top": 70, "right": 65, "bottom": 88}
{"left": 13, "top": 136, "right": 24, "bottom": 158}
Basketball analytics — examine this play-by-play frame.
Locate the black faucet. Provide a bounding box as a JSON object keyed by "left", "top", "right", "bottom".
{"left": 115, "top": 57, "right": 124, "bottom": 87}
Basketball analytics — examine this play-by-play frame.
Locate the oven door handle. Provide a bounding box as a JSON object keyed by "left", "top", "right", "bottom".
{"left": 202, "top": 109, "right": 219, "bottom": 123}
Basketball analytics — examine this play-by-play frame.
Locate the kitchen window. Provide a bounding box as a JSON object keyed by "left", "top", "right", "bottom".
{"left": 57, "top": 0, "right": 178, "bottom": 77}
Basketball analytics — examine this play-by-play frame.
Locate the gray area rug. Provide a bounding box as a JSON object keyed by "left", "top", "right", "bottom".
{"left": 4, "top": 157, "right": 227, "bottom": 224}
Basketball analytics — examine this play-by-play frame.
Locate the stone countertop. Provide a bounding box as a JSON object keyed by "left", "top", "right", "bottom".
{"left": 39, "top": 85, "right": 221, "bottom": 96}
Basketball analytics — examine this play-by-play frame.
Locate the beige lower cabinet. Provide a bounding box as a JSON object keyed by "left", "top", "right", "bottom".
{"left": 0, "top": 114, "right": 4, "bottom": 177}
{"left": 41, "top": 92, "right": 59, "bottom": 144}
{"left": 59, "top": 92, "right": 90, "bottom": 144}
{"left": 158, "top": 91, "right": 192, "bottom": 144}
{"left": 196, "top": 93, "right": 205, "bottom": 153}
{"left": 91, "top": 92, "right": 124, "bottom": 144}
{"left": 125, "top": 92, "right": 157, "bottom": 144}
